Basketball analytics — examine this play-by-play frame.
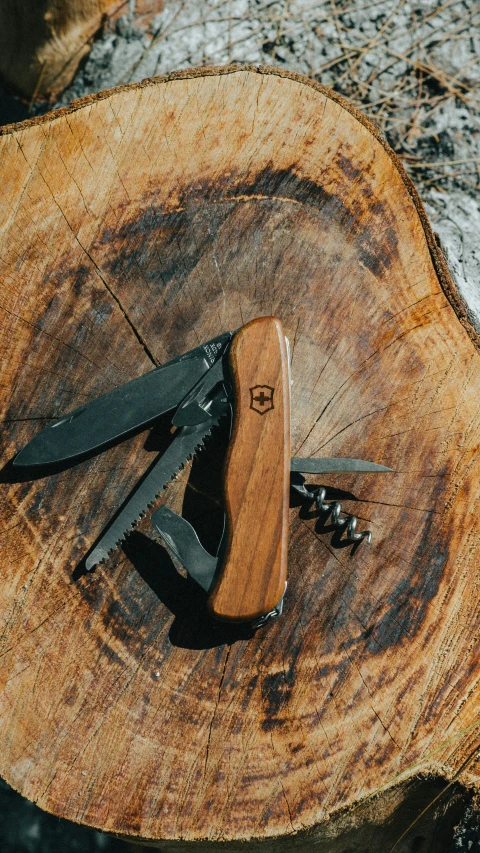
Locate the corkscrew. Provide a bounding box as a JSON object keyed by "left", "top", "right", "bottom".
{"left": 291, "top": 473, "right": 372, "bottom": 544}
{"left": 314, "top": 487, "right": 371, "bottom": 543}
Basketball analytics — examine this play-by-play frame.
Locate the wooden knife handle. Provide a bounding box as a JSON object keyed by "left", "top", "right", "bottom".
{"left": 208, "top": 317, "right": 291, "bottom": 622}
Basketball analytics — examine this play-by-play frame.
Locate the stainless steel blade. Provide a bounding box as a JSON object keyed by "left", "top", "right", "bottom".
{"left": 14, "top": 332, "right": 231, "bottom": 467}
{"left": 152, "top": 506, "right": 219, "bottom": 592}
{"left": 291, "top": 457, "right": 393, "bottom": 474}
{"left": 85, "top": 419, "right": 220, "bottom": 570}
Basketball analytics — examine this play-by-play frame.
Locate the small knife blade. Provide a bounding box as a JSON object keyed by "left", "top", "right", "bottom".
{"left": 291, "top": 458, "right": 392, "bottom": 474}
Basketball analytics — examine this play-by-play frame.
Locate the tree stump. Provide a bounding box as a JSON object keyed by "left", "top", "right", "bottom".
{"left": 1, "top": 67, "right": 479, "bottom": 851}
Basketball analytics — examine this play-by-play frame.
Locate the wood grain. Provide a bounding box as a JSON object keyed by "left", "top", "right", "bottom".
{"left": 0, "top": 66, "right": 479, "bottom": 850}
{"left": 209, "top": 316, "right": 290, "bottom": 622}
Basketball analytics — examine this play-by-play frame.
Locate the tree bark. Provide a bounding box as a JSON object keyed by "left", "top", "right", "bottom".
{"left": 0, "top": 67, "right": 479, "bottom": 851}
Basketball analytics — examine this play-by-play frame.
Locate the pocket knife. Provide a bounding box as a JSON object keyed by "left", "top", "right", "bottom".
{"left": 13, "top": 317, "right": 391, "bottom": 626}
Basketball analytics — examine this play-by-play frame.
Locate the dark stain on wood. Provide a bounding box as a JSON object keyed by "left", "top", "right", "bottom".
{"left": 99, "top": 164, "right": 400, "bottom": 293}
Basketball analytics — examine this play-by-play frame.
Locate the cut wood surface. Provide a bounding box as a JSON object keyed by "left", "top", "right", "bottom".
{"left": 0, "top": 67, "right": 479, "bottom": 850}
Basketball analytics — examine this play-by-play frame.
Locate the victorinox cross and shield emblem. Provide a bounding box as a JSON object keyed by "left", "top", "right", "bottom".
{"left": 250, "top": 385, "right": 275, "bottom": 415}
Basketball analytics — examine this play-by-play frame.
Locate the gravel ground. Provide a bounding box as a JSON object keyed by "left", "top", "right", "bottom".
{"left": 0, "top": 1, "right": 479, "bottom": 850}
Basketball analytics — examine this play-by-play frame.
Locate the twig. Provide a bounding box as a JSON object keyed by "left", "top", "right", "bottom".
{"left": 408, "top": 158, "right": 480, "bottom": 168}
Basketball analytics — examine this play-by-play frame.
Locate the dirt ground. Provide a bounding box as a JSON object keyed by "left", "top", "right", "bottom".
{"left": 0, "top": 1, "right": 479, "bottom": 850}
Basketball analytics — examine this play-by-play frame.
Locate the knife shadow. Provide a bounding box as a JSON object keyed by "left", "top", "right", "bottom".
{"left": 122, "top": 531, "right": 255, "bottom": 649}
{"left": 180, "top": 416, "right": 230, "bottom": 554}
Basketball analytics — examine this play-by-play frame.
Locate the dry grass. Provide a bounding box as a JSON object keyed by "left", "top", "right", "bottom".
{"left": 97, "top": 0, "right": 478, "bottom": 196}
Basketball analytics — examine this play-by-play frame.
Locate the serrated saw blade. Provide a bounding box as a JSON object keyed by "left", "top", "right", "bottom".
{"left": 85, "top": 419, "right": 218, "bottom": 570}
